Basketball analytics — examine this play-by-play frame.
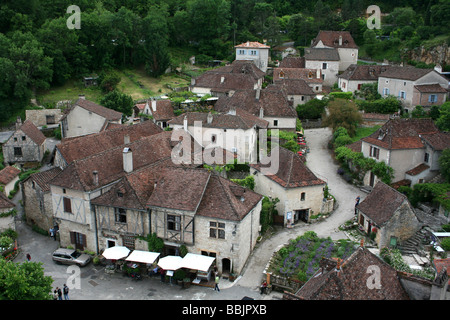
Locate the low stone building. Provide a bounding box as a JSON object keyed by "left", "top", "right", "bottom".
{"left": 356, "top": 181, "right": 421, "bottom": 249}
{"left": 25, "top": 109, "right": 62, "bottom": 128}
{"left": 0, "top": 166, "right": 20, "bottom": 196}
{"left": 2, "top": 118, "right": 47, "bottom": 166}
{"left": 0, "top": 192, "right": 15, "bottom": 232}
{"left": 22, "top": 167, "right": 62, "bottom": 232}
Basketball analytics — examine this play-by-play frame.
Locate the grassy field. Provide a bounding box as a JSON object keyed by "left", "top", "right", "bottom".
{"left": 36, "top": 67, "right": 191, "bottom": 106}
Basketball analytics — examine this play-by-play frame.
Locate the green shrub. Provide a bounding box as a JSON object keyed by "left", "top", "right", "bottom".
{"left": 329, "top": 91, "right": 353, "bottom": 100}
{"left": 441, "top": 238, "right": 450, "bottom": 251}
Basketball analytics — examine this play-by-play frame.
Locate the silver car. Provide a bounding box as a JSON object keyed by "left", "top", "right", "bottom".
{"left": 52, "top": 248, "right": 91, "bottom": 267}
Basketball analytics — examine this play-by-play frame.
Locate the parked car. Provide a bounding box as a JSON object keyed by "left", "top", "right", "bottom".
{"left": 52, "top": 248, "right": 91, "bottom": 267}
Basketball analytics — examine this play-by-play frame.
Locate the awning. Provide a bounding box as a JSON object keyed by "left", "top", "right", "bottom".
{"left": 157, "top": 256, "right": 183, "bottom": 270}
{"left": 125, "top": 250, "right": 160, "bottom": 264}
{"left": 181, "top": 253, "right": 215, "bottom": 272}
{"left": 102, "top": 246, "right": 130, "bottom": 260}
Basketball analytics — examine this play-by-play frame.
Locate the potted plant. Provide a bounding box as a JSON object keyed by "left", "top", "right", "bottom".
{"left": 174, "top": 269, "right": 186, "bottom": 285}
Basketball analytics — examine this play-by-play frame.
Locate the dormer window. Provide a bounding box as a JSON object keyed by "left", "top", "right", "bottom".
{"left": 117, "top": 191, "right": 124, "bottom": 198}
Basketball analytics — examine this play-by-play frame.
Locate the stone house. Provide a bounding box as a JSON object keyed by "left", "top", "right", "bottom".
{"left": 214, "top": 86, "right": 298, "bottom": 131}
{"left": 251, "top": 146, "right": 326, "bottom": 226}
{"left": 25, "top": 109, "right": 62, "bottom": 128}
{"left": 168, "top": 109, "right": 268, "bottom": 164}
{"left": 0, "top": 192, "right": 15, "bottom": 233}
{"left": 0, "top": 166, "right": 20, "bottom": 196}
{"left": 356, "top": 182, "right": 421, "bottom": 249}
{"left": 273, "top": 79, "right": 317, "bottom": 106}
{"left": 338, "top": 64, "right": 391, "bottom": 93}
{"left": 311, "top": 30, "right": 359, "bottom": 72}
{"left": 273, "top": 67, "right": 323, "bottom": 94}
{"left": 234, "top": 41, "right": 270, "bottom": 73}
{"left": 190, "top": 60, "right": 265, "bottom": 97}
{"left": 304, "top": 48, "right": 340, "bottom": 87}
{"left": 133, "top": 99, "right": 174, "bottom": 129}
{"left": 3, "top": 118, "right": 47, "bottom": 166}
{"left": 60, "top": 97, "right": 123, "bottom": 138}
{"left": 360, "top": 118, "right": 450, "bottom": 187}
{"left": 377, "top": 66, "right": 448, "bottom": 112}
{"left": 284, "top": 246, "right": 411, "bottom": 300}
{"left": 21, "top": 167, "right": 62, "bottom": 232}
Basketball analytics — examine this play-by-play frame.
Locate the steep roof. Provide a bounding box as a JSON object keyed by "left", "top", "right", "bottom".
{"left": 0, "top": 192, "right": 15, "bottom": 210}
{"left": 210, "top": 60, "right": 265, "bottom": 81}
{"left": 251, "top": 146, "right": 325, "bottom": 188}
{"left": 214, "top": 87, "right": 297, "bottom": 118}
{"left": 278, "top": 56, "right": 305, "bottom": 69}
{"left": 192, "top": 72, "right": 257, "bottom": 92}
{"left": 149, "top": 100, "right": 175, "bottom": 121}
{"left": 273, "top": 68, "right": 323, "bottom": 84}
{"left": 56, "top": 121, "right": 163, "bottom": 164}
{"left": 357, "top": 182, "right": 410, "bottom": 226}
{"left": 304, "top": 48, "right": 340, "bottom": 61}
{"left": 235, "top": 41, "right": 270, "bottom": 49}
{"left": 420, "top": 132, "right": 450, "bottom": 151}
{"left": 17, "top": 120, "right": 46, "bottom": 146}
{"left": 311, "top": 31, "right": 358, "bottom": 49}
{"left": 414, "top": 83, "right": 448, "bottom": 93}
{"left": 73, "top": 98, "right": 122, "bottom": 121}
{"left": 338, "top": 64, "right": 390, "bottom": 81}
{"left": 0, "top": 166, "right": 20, "bottom": 185}
{"left": 362, "top": 118, "right": 440, "bottom": 150}
{"left": 25, "top": 167, "right": 62, "bottom": 192}
{"left": 378, "top": 66, "right": 434, "bottom": 81}
{"left": 273, "top": 79, "right": 316, "bottom": 96}
{"left": 196, "top": 174, "right": 263, "bottom": 221}
{"left": 293, "top": 246, "right": 410, "bottom": 300}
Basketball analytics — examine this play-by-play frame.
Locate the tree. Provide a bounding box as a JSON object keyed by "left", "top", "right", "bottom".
{"left": 436, "top": 102, "right": 450, "bottom": 132}
{"left": 296, "top": 98, "right": 326, "bottom": 120}
{"left": 0, "top": 259, "right": 53, "bottom": 300}
{"left": 439, "top": 149, "right": 450, "bottom": 183}
{"left": 99, "top": 70, "right": 121, "bottom": 93}
{"left": 323, "top": 99, "right": 362, "bottom": 136}
{"left": 100, "top": 90, "right": 133, "bottom": 117}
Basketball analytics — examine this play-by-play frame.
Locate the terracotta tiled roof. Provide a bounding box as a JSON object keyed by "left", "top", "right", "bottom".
{"left": 18, "top": 120, "right": 46, "bottom": 146}
{"left": 378, "top": 66, "right": 434, "bottom": 81}
{"left": 405, "top": 163, "right": 430, "bottom": 176}
{"left": 192, "top": 72, "right": 257, "bottom": 92}
{"left": 251, "top": 146, "right": 325, "bottom": 188}
{"left": 56, "top": 121, "right": 163, "bottom": 164}
{"left": 362, "top": 118, "right": 439, "bottom": 150}
{"left": 196, "top": 174, "right": 263, "bottom": 221}
{"left": 273, "top": 79, "right": 316, "bottom": 96}
{"left": 214, "top": 87, "right": 297, "bottom": 118}
{"left": 304, "top": 48, "right": 340, "bottom": 61}
{"left": 357, "top": 182, "right": 409, "bottom": 226}
{"left": 279, "top": 57, "right": 305, "bottom": 68}
{"left": 338, "top": 64, "right": 390, "bottom": 81}
{"left": 294, "top": 246, "right": 410, "bottom": 300}
{"left": 25, "top": 167, "right": 62, "bottom": 192}
{"left": 0, "top": 166, "right": 20, "bottom": 185}
{"left": 74, "top": 98, "right": 122, "bottom": 121}
{"left": 0, "top": 192, "right": 15, "bottom": 209}
{"left": 420, "top": 132, "right": 450, "bottom": 151}
{"left": 235, "top": 41, "right": 270, "bottom": 49}
{"left": 273, "top": 68, "right": 323, "bottom": 83}
{"left": 149, "top": 100, "right": 175, "bottom": 121}
{"left": 210, "top": 60, "right": 265, "bottom": 81}
{"left": 433, "top": 258, "right": 450, "bottom": 285}
{"left": 414, "top": 83, "right": 448, "bottom": 93}
{"left": 312, "top": 31, "right": 358, "bottom": 49}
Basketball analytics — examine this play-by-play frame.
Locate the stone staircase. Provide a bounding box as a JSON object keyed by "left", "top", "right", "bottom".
{"left": 398, "top": 227, "right": 432, "bottom": 256}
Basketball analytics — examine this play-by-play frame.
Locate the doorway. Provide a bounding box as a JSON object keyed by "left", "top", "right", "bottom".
{"left": 295, "top": 209, "right": 309, "bottom": 223}
{"left": 222, "top": 258, "right": 231, "bottom": 275}
{"left": 107, "top": 240, "right": 116, "bottom": 248}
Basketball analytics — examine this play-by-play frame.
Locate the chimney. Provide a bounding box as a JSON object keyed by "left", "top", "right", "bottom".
{"left": 92, "top": 170, "right": 98, "bottom": 186}
{"left": 228, "top": 107, "right": 236, "bottom": 116}
{"left": 317, "top": 69, "right": 321, "bottom": 79}
{"left": 124, "top": 134, "right": 130, "bottom": 144}
{"left": 79, "top": 94, "right": 86, "bottom": 100}
{"left": 183, "top": 115, "right": 188, "bottom": 131}
{"left": 339, "top": 35, "right": 342, "bottom": 46}
{"left": 15, "top": 116, "right": 22, "bottom": 130}
{"left": 207, "top": 112, "right": 213, "bottom": 124}
{"left": 259, "top": 107, "right": 264, "bottom": 118}
{"left": 220, "top": 76, "right": 225, "bottom": 84}
{"left": 255, "top": 88, "right": 261, "bottom": 100}
{"left": 151, "top": 99, "right": 156, "bottom": 112}
{"left": 123, "top": 147, "right": 133, "bottom": 173}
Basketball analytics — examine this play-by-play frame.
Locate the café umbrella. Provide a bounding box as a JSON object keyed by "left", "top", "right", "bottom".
{"left": 157, "top": 255, "right": 183, "bottom": 270}
{"left": 102, "top": 246, "right": 130, "bottom": 260}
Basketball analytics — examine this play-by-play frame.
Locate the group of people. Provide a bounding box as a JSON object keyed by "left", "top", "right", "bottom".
{"left": 53, "top": 284, "right": 70, "bottom": 300}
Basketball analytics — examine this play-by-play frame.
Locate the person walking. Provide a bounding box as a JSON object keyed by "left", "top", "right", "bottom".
{"left": 49, "top": 227, "right": 55, "bottom": 241}
{"left": 355, "top": 195, "right": 360, "bottom": 214}
{"left": 26, "top": 253, "right": 31, "bottom": 261}
{"left": 214, "top": 273, "right": 220, "bottom": 292}
{"left": 63, "top": 284, "right": 69, "bottom": 300}
{"left": 56, "top": 287, "right": 62, "bottom": 300}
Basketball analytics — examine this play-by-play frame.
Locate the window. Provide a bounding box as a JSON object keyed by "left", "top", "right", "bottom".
{"left": 322, "top": 63, "right": 328, "bottom": 70}
{"left": 115, "top": 208, "right": 127, "bottom": 223}
{"left": 210, "top": 221, "right": 225, "bottom": 239}
{"left": 370, "top": 146, "right": 380, "bottom": 160}
{"left": 123, "top": 235, "right": 135, "bottom": 250}
{"left": 63, "top": 197, "right": 72, "bottom": 213}
{"left": 238, "top": 49, "right": 245, "bottom": 55}
{"left": 273, "top": 120, "right": 278, "bottom": 127}
{"left": 22, "top": 136, "right": 26, "bottom": 141}
{"left": 424, "top": 152, "right": 429, "bottom": 163}
{"left": 14, "top": 147, "right": 22, "bottom": 157}
{"left": 167, "top": 215, "right": 181, "bottom": 231}
{"left": 250, "top": 50, "right": 257, "bottom": 55}
{"left": 211, "top": 134, "right": 217, "bottom": 143}
{"left": 46, "top": 115, "right": 56, "bottom": 125}
{"left": 383, "top": 88, "right": 390, "bottom": 96}
{"left": 399, "top": 91, "right": 406, "bottom": 99}
{"left": 357, "top": 84, "right": 362, "bottom": 90}
{"left": 301, "top": 192, "right": 306, "bottom": 201}
{"left": 428, "top": 94, "right": 437, "bottom": 103}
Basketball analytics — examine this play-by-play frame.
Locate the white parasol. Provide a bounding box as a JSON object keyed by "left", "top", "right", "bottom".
{"left": 157, "top": 255, "right": 183, "bottom": 270}
{"left": 125, "top": 250, "right": 160, "bottom": 264}
{"left": 102, "top": 246, "right": 130, "bottom": 260}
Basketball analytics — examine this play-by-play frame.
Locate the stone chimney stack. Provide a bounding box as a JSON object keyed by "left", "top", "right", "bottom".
{"left": 207, "top": 112, "right": 213, "bottom": 124}
{"left": 15, "top": 116, "right": 22, "bottom": 130}
{"left": 93, "top": 170, "right": 99, "bottom": 186}
{"left": 259, "top": 107, "right": 264, "bottom": 119}
{"left": 123, "top": 147, "right": 133, "bottom": 173}
{"left": 339, "top": 35, "right": 342, "bottom": 46}
{"left": 183, "top": 115, "right": 188, "bottom": 131}
{"left": 124, "top": 134, "right": 130, "bottom": 144}
{"left": 255, "top": 88, "right": 261, "bottom": 100}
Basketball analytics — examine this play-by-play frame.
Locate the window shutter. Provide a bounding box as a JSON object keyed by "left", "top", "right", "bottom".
{"left": 70, "top": 232, "right": 75, "bottom": 244}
